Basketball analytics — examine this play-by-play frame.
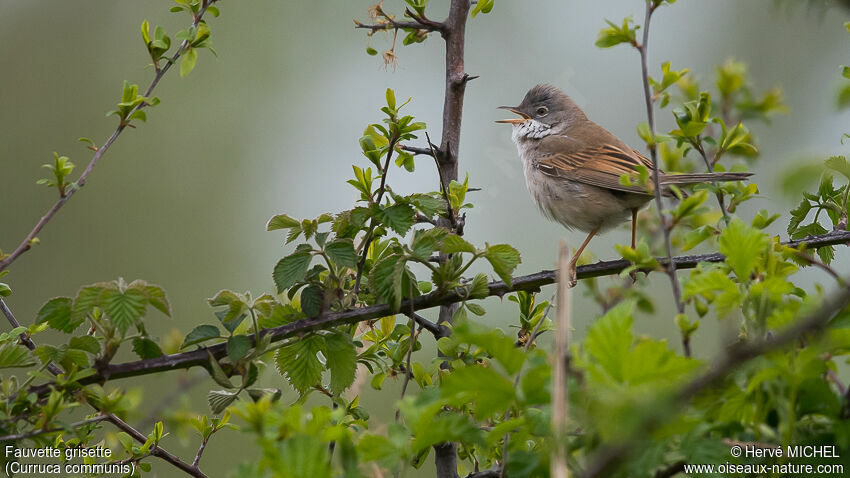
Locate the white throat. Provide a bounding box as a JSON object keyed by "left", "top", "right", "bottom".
{"left": 511, "top": 119, "right": 553, "bottom": 143}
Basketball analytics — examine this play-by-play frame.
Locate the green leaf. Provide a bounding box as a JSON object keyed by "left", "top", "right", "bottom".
{"left": 227, "top": 335, "right": 253, "bottom": 363}
{"left": 300, "top": 285, "right": 323, "bottom": 317}
{"left": 273, "top": 252, "right": 312, "bottom": 293}
{"left": 325, "top": 239, "right": 358, "bottom": 268}
{"left": 373, "top": 255, "right": 414, "bottom": 311}
{"left": 182, "top": 324, "right": 222, "bottom": 348}
{"left": 583, "top": 301, "right": 635, "bottom": 383}
{"left": 323, "top": 332, "right": 357, "bottom": 395}
{"left": 484, "top": 244, "right": 521, "bottom": 285}
{"left": 208, "top": 390, "right": 239, "bottom": 414}
{"left": 180, "top": 48, "right": 198, "bottom": 77}
{"left": 0, "top": 343, "right": 36, "bottom": 369}
{"left": 267, "top": 214, "right": 301, "bottom": 231}
{"left": 101, "top": 288, "right": 147, "bottom": 334}
{"left": 0, "top": 283, "right": 10, "bottom": 297}
{"left": 442, "top": 365, "right": 515, "bottom": 419}
{"left": 69, "top": 336, "right": 100, "bottom": 354}
{"left": 825, "top": 156, "right": 850, "bottom": 181}
{"left": 72, "top": 285, "right": 105, "bottom": 326}
{"left": 470, "top": 0, "right": 494, "bottom": 17}
{"left": 132, "top": 337, "right": 164, "bottom": 359}
{"left": 718, "top": 218, "right": 768, "bottom": 280}
{"left": 595, "top": 17, "right": 638, "bottom": 48}
{"left": 37, "top": 297, "right": 79, "bottom": 333}
{"left": 441, "top": 234, "right": 476, "bottom": 254}
{"left": 275, "top": 335, "right": 324, "bottom": 394}
{"left": 377, "top": 203, "right": 415, "bottom": 235}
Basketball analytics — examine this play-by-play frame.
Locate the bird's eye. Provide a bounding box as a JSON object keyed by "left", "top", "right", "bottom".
{"left": 536, "top": 106, "right": 549, "bottom": 117}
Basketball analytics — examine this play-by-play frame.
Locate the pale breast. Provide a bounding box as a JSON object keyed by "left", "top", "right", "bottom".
{"left": 514, "top": 133, "right": 650, "bottom": 233}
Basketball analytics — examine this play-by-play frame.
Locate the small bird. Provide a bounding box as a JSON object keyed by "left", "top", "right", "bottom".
{"left": 497, "top": 84, "right": 751, "bottom": 280}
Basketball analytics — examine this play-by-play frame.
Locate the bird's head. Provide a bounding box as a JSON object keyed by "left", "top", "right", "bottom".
{"left": 496, "top": 84, "right": 587, "bottom": 139}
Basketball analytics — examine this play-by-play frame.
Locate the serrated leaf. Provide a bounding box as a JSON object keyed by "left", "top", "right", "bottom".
{"left": 72, "top": 285, "right": 105, "bottom": 326}
{"left": 323, "top": 332, "right": 357, "bottom": 395}
{"left": 37, "top": 297, "right": 79, "bottom": 333}
{"left": 300, "top": 285, "right": 323, "bottom": 317}
{"left": 273, "top": 252, "right": 312, "bottom": 293}
{"left": 68, "top": 336, "right": 100, "bottom": 354}
{"left": 441, "top": 234, "right": 475, "bottom": 254}
{"left": 101, "top": 288, "right": 147, "bottom": 334}
{"left": 267, "top": 214, "right": 300, "bottom": 231}
{"left": 484, "top": 244, "right": 521, "bottom": 285}
{"left": 275, "top": 336, "right": 324, "bottom": 394}
{"left": 227, "top": 335, "right": 253, "bottom": 363}
{"left": 132, "top": 337, "right": 163, "bottom": 359}
{"left": 377, "top": 203, "right": 415, "bottom": 235}
{"left": 718, "top": 218, "right": 768, "bottom": 280}
{"left": 0, "top": 343, "right": 36, "bottom": 369}
{"left": 182, "top": 324, "right": 221, "bottom": 348}
{"left": 325, "top": 239, "right": 358, "bottom": 268}
{"left": 208, "top": 390, "right": 239, "bottom": 414}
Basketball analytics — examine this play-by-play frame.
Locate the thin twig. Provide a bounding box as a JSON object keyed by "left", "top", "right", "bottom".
{"left": 426, "top": 131, "right": 458, "bottom": 232}
{"left": 636, "top": 0, "right": 688, "bottom": 355}
{"left": 107, "top": 413, "right": 206, "bottom": 478}
{"left": 353, "top": 138, "right": 399, "bottom": 295}
{"left": 396, "top": 282, "right": 419, "bottom": 421}
{"left": 0, "top": 1, "right": 218, "bottom": 274}
{"left": 24, "top": 229, "right": 850, "bottom": 396}
{"left": 0, "top": 298, "right": 64, "bottom": 376}
{"left": 0, "top": 414, "right": 110, "bottom": 442}
{"left": 2, "top": 283, "right": 206, "bottom": 478}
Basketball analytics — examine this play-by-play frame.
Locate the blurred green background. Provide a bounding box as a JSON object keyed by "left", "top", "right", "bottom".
{"left": 2, "top": 0, "right": 850, "bottom": 475}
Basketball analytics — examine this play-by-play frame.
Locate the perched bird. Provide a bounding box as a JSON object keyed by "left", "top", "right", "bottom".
{"left": 497, "top": 84, "right": 751, "bottom": 281}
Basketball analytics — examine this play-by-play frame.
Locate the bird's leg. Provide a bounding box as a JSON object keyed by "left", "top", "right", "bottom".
{"left": 631, "top": 208, "right": 638, "bottom": 249}
{"left": 566, "top": 225, "right": 600, "bottom": 287}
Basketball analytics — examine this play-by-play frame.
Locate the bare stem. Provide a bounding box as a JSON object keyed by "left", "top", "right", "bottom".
{"left": 0, "top": 1, "right": 218, "bottom": 273}
{"left": 636, "top": 0, "right": 687, "bottom": 352}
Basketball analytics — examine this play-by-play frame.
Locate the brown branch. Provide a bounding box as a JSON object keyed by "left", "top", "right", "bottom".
{"left": 400, "top": 144, "right": 436, "bottom": 156}
{"left": 580, "top": 278, "right": 850, "bottom": 478}
{"left": 107, "top": 413, "right": 206, "bottom": 478}
{"left": 2, "top": 298, "right": 205, "bottom": 477}
{"left": 24, "top": 229, "right": 850, "bottom": 396}
{"left": 0, "top": 1, "right": 217, "bottom": 274}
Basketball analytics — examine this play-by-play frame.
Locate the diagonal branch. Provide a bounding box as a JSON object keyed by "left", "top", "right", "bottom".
{"left": 2, "top": 298, "right": 206, "bottom": 477}
{"left": 0, "top": 0, "right": 218, "bottom": 274}
{"left": 580, "top": 275, "right": 850, "bottom": 478}
{"left": 24, "top": 229, "right": 850, "bottom": 397}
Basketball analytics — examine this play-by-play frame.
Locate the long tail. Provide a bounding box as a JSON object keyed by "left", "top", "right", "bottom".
{"left": 660, "top": 171, "right": 752, "bottom": 185}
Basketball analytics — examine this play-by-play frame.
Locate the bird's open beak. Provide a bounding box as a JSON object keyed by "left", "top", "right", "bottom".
{"left": 495, "top": 106, "right": 530, "bottom": 124}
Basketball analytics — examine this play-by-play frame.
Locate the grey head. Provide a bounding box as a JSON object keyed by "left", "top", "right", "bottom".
{"left": 496, "top": 84, "right": 588, "bottom": 139}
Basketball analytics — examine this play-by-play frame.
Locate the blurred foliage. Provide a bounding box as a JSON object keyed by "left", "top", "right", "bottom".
{"left": 1, "top": 1, "right": 850, "bottom": 478}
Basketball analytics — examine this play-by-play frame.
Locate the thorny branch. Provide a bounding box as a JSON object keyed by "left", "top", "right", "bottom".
{"left": 24, "top": 229, "right": 850, "bottom": 397}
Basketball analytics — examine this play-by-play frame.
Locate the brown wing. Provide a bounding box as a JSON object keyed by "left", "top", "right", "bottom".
{"left": 536, "top": 140, "right": 656, "bottom": 195}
